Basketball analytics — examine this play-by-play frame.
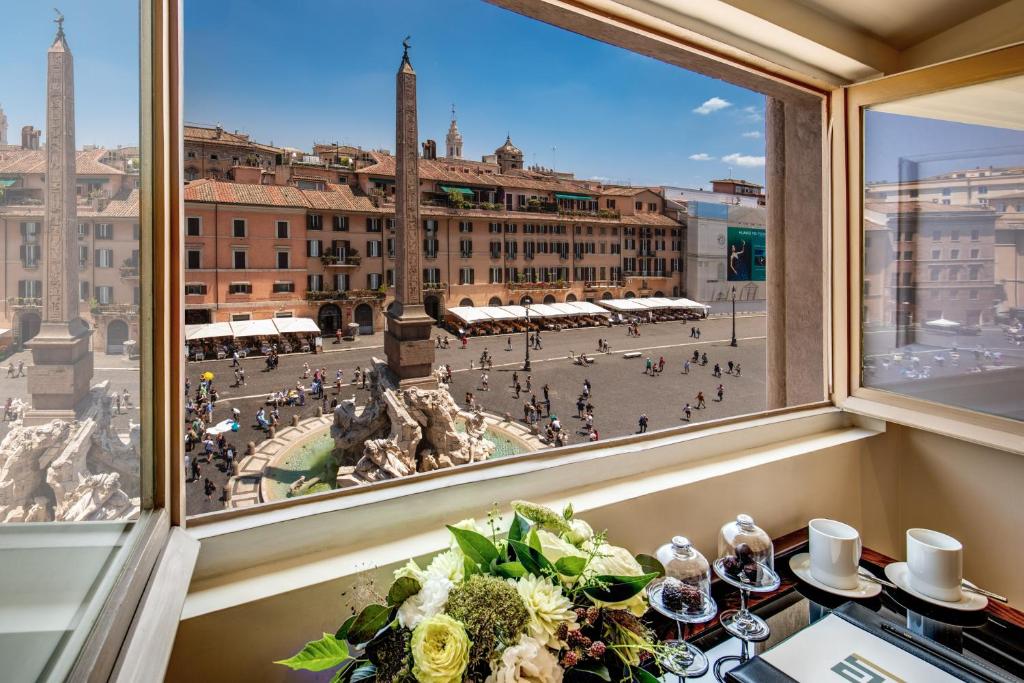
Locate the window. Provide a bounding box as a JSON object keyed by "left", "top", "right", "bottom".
{"left": 233, "top": 250, "right": 247, "bottom": 269}
{"left": 20, "top": 243, "right": 42, "bottom": 267}
{"left": 367, "top": 240, "right": 382, "bottom": 257}
{"left": 423, "top": 219, "right": 438, "bottom": 233}
{"left": 276, "top": 220, "right": 290, "bottom": 238}
{"left": 489, "top": 267, "right": 502, "bottom": 284}
{"left": 80, "top": 280, "right": 90, "bottom": 301}
{"left": 635, "top": 201, "right": 642, "bottom": 211}
{"left": 231, "top": 313, "right": 251, "bottom": 321}
{"left": 80, "top": 245, "right": 89, "bottom": 266}
{"left": 950, "top": 249, "right": 959, "bottom": 259}
{"left": 232, "top": 218, "right": 246, "bottom": 237}
{"left": 459, "top": 221, "right": 473, "bottom": 233}
{"left": 308, "top": 274, "right": 324, "bottom": 291}
{"left": 459, "top": 239, "right": 473, "bottom": 258}
{"left": 185, "top": 283, "right": 207, "bottom": 295}
{"left": 277, "top": 251, "right": 290, "bottom": 269}
{"left": 78, "top": 222, "right": 90, "bottom": 238}
{"left": 272, "top": 281, "right": 295, "bottom": 293}
{"left": 95, "top": 248, "right": 114, "bottom": 268}
{"left": 648, "top": 202, "right": 657, "bottom": 211}
{"left": 307, "top": 239, "right": 322, "bottom": 257}
{"left": 970, "top": 229, "right": 980, "bottom": 241}
{"left": 228, "top": 282, "right": 253, "bottom": 294}
{"left": 423, "top": 268, "right": 440, "bottom": 285}
{"left": 186, "top": 216, "right": 201, "bottom": 235}
{"left": 367, "top": 272, "right": 383, "bottom": 289}
{"left": 386, "top": 269, "right": 394, "bottom": 287}
{"left": 187, "top": 249, "right": 201, "bottom": 269}
{"left": 932, "top": 230, "right": 941, "bottom": 241}
{"left": 17, "top": 279, "right": 43, "bottom": 299}
{"left": 387, "top": 238, "right": 395, "bottom": 259}
{"left": 931, "top": 249, "right": 940, "bottom": 259}
{"left": 970, "top": 248, "right": 979, "bottom": 259}
{"left": 606, "top": 199, "right": 616, "bottom": 209}
{"left": 367, "top": 217, "right": 382, "bottom": 232}
{"left": 333, "top": 215, "right": 348, "bottom": 231}
{"left": 951, "top": 230, "right": 960, "bottom": 241}
{"left": 95, "top": 285, "right": 114, "bottom": 304}
{"left": 423, "top": 237, "right": 439, "bottom": 258}
{"left": 459, "top": 267, "right": 475, "bottom": 284}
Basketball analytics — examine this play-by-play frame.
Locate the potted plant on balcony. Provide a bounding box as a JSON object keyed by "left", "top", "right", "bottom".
{"left": 321, "top": 253, "right": 339, "bottom": 266}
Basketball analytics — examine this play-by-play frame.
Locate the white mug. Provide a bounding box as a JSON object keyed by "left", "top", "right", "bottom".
{"left": 907, "top": 528, "right": 963, "bottom": 602}
{"left": 809, "top": 518, "right": 861, "bottom": 590}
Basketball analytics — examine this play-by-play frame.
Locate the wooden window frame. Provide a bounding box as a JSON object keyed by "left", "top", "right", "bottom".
{"left": 836, "top": 43, "right": 1024, "bottom": 455}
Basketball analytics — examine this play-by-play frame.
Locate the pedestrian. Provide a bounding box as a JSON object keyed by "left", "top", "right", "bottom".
{"left": 16, "top": 360, "right": 25, "bottom": 377}
{"left": 683, "top": 403, "right": 692, "bottom": 421}
{"left": 526, "top": 375, "right": 532, "bottom": 392}
{"left": 114, "top": 392, "right": 123, "bottom": 415}
{"left": 237, "top": 367, "right": 245, "bottom": 386}
{"left": 576, "top": 396, "right": 585, "bottom": 418}
{"left": 582, "top": 379, "right": 591, "bottom": 395}
{"left": 231, "top": 350, "right": 240, "bottom": 368}
{"left": 696, "top": 328, "right": 701, "bottom": 339}
{"left": 645, "top": 356, "right": 653, "bottom": 376}
{"left": 353, "top": 367, "right": 361, "bottom": 388}
{"left": 727, "top": 360, "right": 735, "bottom": 374}
{"left": 638, "top": 413, "right": 648, "bottom": 433}
{"left": 514, "top": 381, "right": 521, "bottom": 399}
{"left": 512, "top": 371, "right": 519, "bottom": 387}
{"left": 544, "top": 396, "right": 551, "bottom": 416}
{"left": 256, "top": 407, "right": 269, "bottom": 430}
{"left": 735, "top": 363, "right": 742, "bottom": 377}
{"left": 658, "top": 356, "right": 666, "bottom": 373}
{"left": 717, "top": 384, "right": 724, "bottom": 402}
{"left": 523, "top": 402, "right": 531, "bottom": 422}
{"left": 6, "top": 362, "right": 14, "bottom": 378}
{"left": 204, "top": 477, "right": 216, "bottom": 500}
{"left": 506, "top": 336, "right": 513, "bottom": 351}
{"left": 713, "top": 363, "right": 722, "bottom": 378}
{"left": 692, "top": 350, "right": 700, "bottom": 363}
{"left": 582, "top": 383, "right": 590, "bottom": 400}
{"left": 701, "top": 352, "right": 708, "bottom": 366}
{"left": 683, "top": 359, "right": 691, "bottom": 374}
{"left": 470, "top": 359, "right": 475, "bottom": 371}
{"left": 543, "top": 383, "right": 550, "bottom": 402}
{"left": 361, "top": 368, "right": 368, "bottom": 389}
{"left": 690, "top": 326, "right": 696, "bottom": 338}
{"left": 696, "top": 391, "right": 706, "bottom": 409}
{"left": 589, "top": 429, "right": 599, "bottom": 442}
{"left": 225, "top": 446, "right": 234, "bottom": 473}
{"left": 481, "top": 373, "right": 489, "bottom": 391}
{"left": 190, "top": 456, "right": 201, "bottom": 482}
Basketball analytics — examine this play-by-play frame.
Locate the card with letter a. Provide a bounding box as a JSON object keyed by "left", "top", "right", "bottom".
{"left": 760, "top": 614, "right": 960, "bottom": 682}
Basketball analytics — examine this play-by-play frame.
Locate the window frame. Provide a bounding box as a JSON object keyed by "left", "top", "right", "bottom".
{"left": 838, "top": 43, "right": 1024, "bottom": 454}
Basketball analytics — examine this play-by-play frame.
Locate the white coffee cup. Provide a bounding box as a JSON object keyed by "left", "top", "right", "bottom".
{"left": 808, "top": 518, "right": 861, "bottom": 590}
{"left": 907, "top": 528, "right": 962, "bottom": 602}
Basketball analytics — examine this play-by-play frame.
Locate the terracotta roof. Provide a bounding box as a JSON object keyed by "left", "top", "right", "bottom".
{"left": 303, "top": 184, "right": 377, "bottom": 212}
{"left": 0, "top": 148, "right": 124, "bottom": 175}
{"left": 184, "top": 179, "right": 308, "bottom": 207}
{"left": 865, "top": 201, "right": 995, "bottom": 214}
{"left": 599, "top": 186, "right": 652, "bottom": 196}
{"left": 418, "top": 205, "right": 680, "bottom": 227}
{"left": 184, "top": 125, "right": 281, "bottom": 154}
{"left": 100, "top": 190, "right": 140, "bottom": 217}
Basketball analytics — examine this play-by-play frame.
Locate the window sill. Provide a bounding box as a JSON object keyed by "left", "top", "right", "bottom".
{"left": 181, "top": 405, "right": 882, "bottom": 618}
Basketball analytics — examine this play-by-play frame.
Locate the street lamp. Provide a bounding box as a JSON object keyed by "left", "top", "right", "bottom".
{"left": 523, "top": 296, "right": 532, "bottom": 371}
{"left": 730, "top": 286, "right": 738, "bottom": 347}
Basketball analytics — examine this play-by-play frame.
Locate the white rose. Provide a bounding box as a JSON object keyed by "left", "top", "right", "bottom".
{"left": 398, "top": 574, "right": 453, "bottom": 629}
{"left": 485, "top": 636, "right": 564, "bottom": 683}
{"left": 565, "top": 518, "right": 594, "bottom": 546}
{"left": 394, "top": 558, "right": 426, "bottom": 583}
{"left": 535, "top": 529, "right": 587, "bottom": 565}
{"left": 512, "top": 574, "right": 578, "bottom": 648}
{"left": 584, "top": 542, "right": 648, "bottom": 616}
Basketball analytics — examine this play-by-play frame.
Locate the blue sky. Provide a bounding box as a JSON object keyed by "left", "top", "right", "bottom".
{"left": 181, "top": 0, "right": 766, "bottom": 188}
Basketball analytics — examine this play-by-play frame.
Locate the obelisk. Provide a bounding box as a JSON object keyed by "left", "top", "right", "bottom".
{"left": 24, "top": 12, "right": 94, "bottom": 425}
{"left": 384, "top": 38, "right": 436, "bottom": 387}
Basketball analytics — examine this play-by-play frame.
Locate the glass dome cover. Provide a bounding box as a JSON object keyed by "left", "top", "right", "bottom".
{"left": 717, "top": 514, "right": 774, "bottom": 570}
{"left": 656, "top": 535, "right": 711, "bottom": 594}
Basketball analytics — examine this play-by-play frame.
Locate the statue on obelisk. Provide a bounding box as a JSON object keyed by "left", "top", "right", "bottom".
{"left": 24, "top": 10, "right": 94, "bottom": 424}
{"left": 383, "top": 38, "right": 437, "bottom": 387}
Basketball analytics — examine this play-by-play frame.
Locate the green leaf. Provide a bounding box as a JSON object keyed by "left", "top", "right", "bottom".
{"left": 464, "top": 555, "right": 481, "bottom": 578}
{"left": 527, "top": 527, "right": 543, "bottom": 553}
{"left": 335, "top": 615, "right": 356, "bottom": 641}
{"left": 635, "top": 554, "right": 666, "bottom": 578}
{"left": 349, "top": 662, "right": 377, "bottom": 683}
{"left": 495, "top": 561, "right": 527, "bottom": 579}
{"left": 447, "top": 525, "right": 500, "bottom": 566}
{"left": 573, "top": 661, "right": 611, "bottom": 680}
{"left": 630, "top": 666, "right": 661, "bottom": 683}
{"left": 508, "top": 512, "right": 530, "bottom": 545}
{"left": 386, "top": 577, "right": 421, "bottom": 607}
{"left": 554, "top": 555, "right": 588, "bottom": 576}
{"left": 509, "top": 539, "right": 554, "bottom": 577}
{"left": 583, "top": 572, "right": 659, "bottom": 603}
{"left": 329, "top": 659, "right": 358, "bottom": 683}
{"left": 346, "top": 604, "right": 393, "bottom": 646}
{"left": 274, "top": 633, "right": 350, "bottom": 672}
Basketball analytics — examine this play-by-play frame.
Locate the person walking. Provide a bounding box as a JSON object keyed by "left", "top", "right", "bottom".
{"left": 727, "top": 360, "right": 735, "bottom": 374}
{"left": 658, "top": 356, "right": 666, "bottom": 374}
{"left": 231, "top": 350, "right": 240, "bottom": 368}
{"left": 480, "top": 373, "right": 489, "bottom": 391}
{"left": 716, "top": 384, "right": 724, "bottom": 402}
{"left": 645, "top": 356, "right": 653, "bottom": 376}
{"left": 190, "top": 455, "right": 201, "bottom": 482}
{"left": 683, "top": 403, "right": 692, "bottom": 421}
{"left": 638, "top": 413, "right": 649, "bottom": 433}
{"left": 237, "top": 367, "right": 246, "bottom": 386}
{"left": 542, "top": 383, "right": 550, "bottom": 403}
{"left": 526, "top": 375, "right": 532, "bottom": 393}
{"left": 514, "top": 381, "right": 521, "bottom": 399}
{"left": 6, "top": 362, "right": 15, "bottom": 378}
{"left": 576, "top": 396, "right": 586, "bottom": 418}
{"left": 696, "top": 391, "right": 706, "bottom": 409}
{"left": 361, "top": 368, "right": 368, "bottom": 389}
{"left": 506, "top": 336, "right": 513, "bottom": 351}
{"left": 690, "top": 326, "right": 696, "bottom": 338}
{"left": 735, "top": 363, "right": 742, "bottom": 377}
{"left": 16, "top": 361, "right": 25, "bottom": 377}
{"left": 683, "top": 359, "right": 691, "bottom": 374}
{"left": 204, "top": 477, "right": 216, "bottom": 501}
{"left": 696, "top": 327, "right": 701, "bottom": 339}
{"left": 713, "top": 363, "right": 722, "bottom": 378}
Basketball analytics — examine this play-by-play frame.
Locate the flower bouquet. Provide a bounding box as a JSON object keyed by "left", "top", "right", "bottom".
{"left": 276, "top": 501, "right": 671, "bottom": 682}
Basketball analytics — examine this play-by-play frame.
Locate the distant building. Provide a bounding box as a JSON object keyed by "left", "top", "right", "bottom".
{"left": 445, "top": 107, "right": 463, "bottom": 159}
{"left": 184, "top": 124, "right": 283, "bottom": 181}
{"left": 710, "top": 177, "right": 766, "bottom": 205}
{"left": 0, "top": 105, "right": 7, "bottom": 146}
{"left": 663, "top": 185, "right": 762, "bottom": 208}
{"left": 494, "top": 135, "right": 524, "bottom": 174}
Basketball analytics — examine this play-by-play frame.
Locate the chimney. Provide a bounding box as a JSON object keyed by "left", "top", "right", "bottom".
{"left": 422, "top": 139, "right": 436, "bottom": 160}
{"left": 21, "top": 125, "right": 41, "bottom": 150}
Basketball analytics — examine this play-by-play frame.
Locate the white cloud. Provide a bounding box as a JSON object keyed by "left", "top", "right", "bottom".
{"left": 688, "top": 152, "right": 713, "bottom": 161}
{"left": 692, "top": 97, "right": 731, "bottom": 115}
{"left": 722, "top": 153, "right": 765, "bottom": 168}
{"left": 741, "top": 106, "right": 763, "bottom": 122}
{"left": 741, "top": 131, "right": 761, "bottom": 139}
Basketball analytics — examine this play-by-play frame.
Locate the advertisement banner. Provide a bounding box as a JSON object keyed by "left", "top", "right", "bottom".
{"left": 727, "top": 226, "right": 766, "bottom": 281}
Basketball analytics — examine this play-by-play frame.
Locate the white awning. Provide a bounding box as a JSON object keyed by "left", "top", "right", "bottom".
{"left": 447, "top": 307, "right": 493, "bottom": 324}
{"left": 273, "top": 317, "right": 321, "bottom": 334}
{"left": 501, "top": 305, "right": 530, "bottom": 318}
{"left": 230, "top": 319, "right": 279, "bottom": 338}
{"left": 185, "top": 322, "right": 233, "bottom": 340}
{"left": 926, "top": 318, "right": 961, "bottom": 328}
{"left": 673, "top": 298, "right": 710, "bottom": 310}
{"left": 528, "top": 303, "right": 566, "bottom": 318}
{"left": 0, "top": 328, "right": 10, "bottom": 336}
{"left": 566, "top": 301, "right": 610, "bottom": 315}
{"left": 478, "top": 306, "right": 519, "bottom": 320}
{"left": 598, "top": 299, "right": 647, "bottom": 312}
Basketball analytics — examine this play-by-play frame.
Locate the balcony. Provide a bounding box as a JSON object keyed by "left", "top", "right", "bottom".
{"left": 583, "top": 280, "right": 625, "bottom": 290}
{"left": 507, "top": 281, "right": 569, "bottom": 291}
{"left": 120, "top": 261, "right": 140, "bottom": 279}
{"left": 423, "top": 282, "right": 447, "bottom": 292}
{"left": 6, "top": 296, "right": 41, "bottom": 308}
{"left": 320, "top": 251, "right": 361, "bottom": 267}
{"left": 305, "top": 288, "right": 385, "bottom": 302}
{"left": 90, "top": 303, "right": 140, "bottom": 317}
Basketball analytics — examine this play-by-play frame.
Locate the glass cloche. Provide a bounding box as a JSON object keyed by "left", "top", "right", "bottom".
{"left": 717, "top": 514, "right": 774, "bottom": 571}
{"left": 656, "top": 536, "right": 711, "bottom": 595}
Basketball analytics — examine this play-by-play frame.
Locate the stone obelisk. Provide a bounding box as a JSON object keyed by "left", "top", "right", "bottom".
{"left": 24, "top": 13, "right": 94, "bottom": 425}
{"left": 384, "top": 39, "right": 436, "bottom": 387}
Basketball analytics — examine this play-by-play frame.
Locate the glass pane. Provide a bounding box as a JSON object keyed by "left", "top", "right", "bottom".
{"left": 0, "top": 2, "right": 144, "bottom": 680}
{"left": 184, "top": 0, "right": 774, "bottom": 518}
{"left": 862, "top": 74, "right": 1024, "bottom": 421}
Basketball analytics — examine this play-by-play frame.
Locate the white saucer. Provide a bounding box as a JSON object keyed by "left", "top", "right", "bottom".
{"left": 884, "top": 562, "right": 988, "bottom": 612}
{"left": 788, "top": 553, "right": 881, "bottom": 599}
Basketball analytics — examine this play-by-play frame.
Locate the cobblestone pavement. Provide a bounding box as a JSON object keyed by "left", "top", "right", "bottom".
{"left": 182, "top": 314, "right": 767, "bottom": 516}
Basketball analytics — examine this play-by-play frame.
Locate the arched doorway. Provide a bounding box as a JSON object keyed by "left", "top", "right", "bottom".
{"left": 565, "top": 293, "right": 577, "bottom": 302}
{"left": 318, "top": 304, "right": 342, "bottom": 334}
{"left": 488, "top": 296, "right": 502, "bottom": 306}
{"left": 624, "top": 291, "right": 636, "bottom": 299}
{"left": 19, "top": 312, "right": 40, "bottom": 345}
{"left": 519, "top": 295, "right": 533, "bottom": 305}
{"left": 106, "top": 320, "right": 130, "bottom": 354}
{"left": 672, "top": 286, "right": 680, "bottom": 297}
{"left": 654, "top": 291, "right": 664, "bottom": 297}
{"left": 459, "top": 297, "right": 474, "bottom": 307}
{"left": 601, "top": 292, "right": 613, "bottom": 300}
{"left": 543, "top": 294, "right": 556, "bottom": 304}
{"left": 424, "top": 294, "right": 441, "bottom": 322}
{"left": 354, "top": 303, "right": 374, "bottom": 334}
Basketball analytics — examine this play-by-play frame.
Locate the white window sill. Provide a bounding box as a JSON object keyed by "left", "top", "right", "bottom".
{"left": 181, "top": 406, "right": 883, "bottom": 619}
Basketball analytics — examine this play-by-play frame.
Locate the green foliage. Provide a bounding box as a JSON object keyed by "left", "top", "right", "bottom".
{"left": 347, "top": 662, "right": 377, "bottom": 683}
{"left": 495, "top": 561, "right": 527, "bottom": 579}
{"left": 635, "top": 554, "right": 666, "bottom": 578}
{"left": 346, "top": 603, "right": 393, "bottom": 646}
{"left": 386, "top": 577, "right": 421, "bottom": 607}
{"left": 555, "top": 555, "right": 588, "bottom": 576}
{"left": 573, "top": 661, "right": 612, "bottom": 680}
{"left": 630, "top": 666, "right": 662, "bottom": 683}
{"left": 508, "top": 512, "right": 530, "bottom": 546}
{"left": 274, "top": 633, "right": 349, "bottom": 672}
{"left": 446, "top": 575, "right": 530, "bottom": 674}
{"left": 508, "top": 539, "right": 554, "bottom": 577}
{"left": 447, "top": 524, "right": 500, "bottom": 567}
{"left": 511, "top": 500, "right": 572, "bottom": 536}
{"left": 583, "top": 573, "right": 659, "bottom": 603}
{"left": 335, "top": 615, "right": 356, "bottom": 641}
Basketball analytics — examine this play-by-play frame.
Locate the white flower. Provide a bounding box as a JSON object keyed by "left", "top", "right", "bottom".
{"left": 565, "top": 518, "right": 594, "bottom": 546}
{"left": 535, "top": 529, "right": 586, "bottom": 565}
{"left": 512, "top": 574, "right": 577, "bottom": 648}
{"left": 398, "top": 574, "right": 453, "bottom": 629}
{"left": 394, "top": 558, "right": 426, "bottom": 583}
{"left": 426, "top": 549, "right": 465, "bottom": 583}
{"left": 584, "top": 542, "right": 648, "bottom": 616}
{"left": 485, "top": 636, "right": 564, "bottom": 683}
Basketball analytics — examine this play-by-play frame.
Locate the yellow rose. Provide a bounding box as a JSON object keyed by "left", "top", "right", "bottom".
{"left": 411, "top": 614, "right": 471, "bottom": 683}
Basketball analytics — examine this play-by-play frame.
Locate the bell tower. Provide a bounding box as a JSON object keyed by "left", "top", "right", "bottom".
{"left": 445, "top": 104, "right": 463, "bottom": 159}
